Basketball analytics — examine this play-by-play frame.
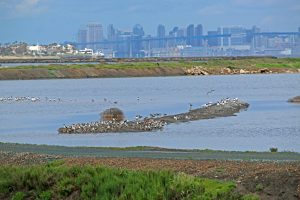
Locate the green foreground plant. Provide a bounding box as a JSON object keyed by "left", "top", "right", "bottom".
{"left": 0, "top": 161, "right": 258, "bottom": 200}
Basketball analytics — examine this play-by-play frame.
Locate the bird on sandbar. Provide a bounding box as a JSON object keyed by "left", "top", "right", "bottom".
{"left": 189, "top": 103, "right": 193, "bottom": 111}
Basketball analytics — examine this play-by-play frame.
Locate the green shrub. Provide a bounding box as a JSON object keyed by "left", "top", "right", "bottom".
{"left": 38, "top": 191, "right": 52, "bottom": 200}
{"left": 269, "top": 147, "right": 278, "bottom": 152}
{"left": 255, "top": 183, "right": 264, "bottom": 191}
{"left": 0, "top": 161, "right": 255, "bottom": 200}
{"left": 11, "top": 192, "right": 25, "bottom": 200}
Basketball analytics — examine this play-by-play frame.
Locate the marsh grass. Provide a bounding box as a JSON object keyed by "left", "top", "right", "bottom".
{"left": 5, "top": 58, "right": 300, "bottom": 71}
{"left": 0, "top": 161, "right": 256, "bottom": 200}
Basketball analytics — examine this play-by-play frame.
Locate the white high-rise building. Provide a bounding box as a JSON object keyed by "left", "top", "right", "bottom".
{"left": 87, "top": 23, "right": 104, "bottom": 50}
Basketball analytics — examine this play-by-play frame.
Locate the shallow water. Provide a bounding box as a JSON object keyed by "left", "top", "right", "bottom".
{"left": 0, "top": 74, "right": 300, "bottom": 151}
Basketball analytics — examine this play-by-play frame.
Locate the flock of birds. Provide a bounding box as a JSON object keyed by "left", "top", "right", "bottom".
{"left": 59, "top": 118, "right": 167, "bottom": 134}
{"left": 59, "top": 97, "right": 243, "bottom": 134}
{"left": 201, "top": 97, "right": 239, "bottom": 108}
{"left": 0, "top": 96, "right": 63, "bottom": 103}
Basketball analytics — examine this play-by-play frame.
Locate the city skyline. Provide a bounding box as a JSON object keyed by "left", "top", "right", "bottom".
{"left": 73, "top": 23, "right": 300, "bottom": 58}
{"left": 0, "top": 0, "right": 300, "bottom": 43}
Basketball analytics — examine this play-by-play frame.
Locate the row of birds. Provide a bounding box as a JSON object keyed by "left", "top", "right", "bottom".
{"left": 0, "top": 96, "right": 62, "bottom": 102}
{"left": 61, "top": 118, "right": 166, "bottom": 133}
{"left": 0, "top": 96, "right": 142, "bottom": 104}
{"left": 135, "top": 113, "right": 168, "bottom": 120}
{"left": 201, "top": 97, "right": 239, "bottom": 107}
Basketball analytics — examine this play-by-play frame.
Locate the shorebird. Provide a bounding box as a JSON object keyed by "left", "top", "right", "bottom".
{"left": 189, "top": 103, "right": 193, "bottom": 111}
{"left": 206, "top": 89, "right": 215, "bottom": 95}
{"left": 136, "top": 115, "right": 143, "bottom": 120}
{"left": 31, "top": 97, "right": 39, "bottom": 102}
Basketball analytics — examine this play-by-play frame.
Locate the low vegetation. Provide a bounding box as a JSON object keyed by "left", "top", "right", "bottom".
{"left": 0, "top": 161, "right": 258, "bottom": 200}
{"left": 269, "top": 147, "right": 278, "bottom": 152}
{"left": 4, "top": 57, "right": 300, "bottom": 70}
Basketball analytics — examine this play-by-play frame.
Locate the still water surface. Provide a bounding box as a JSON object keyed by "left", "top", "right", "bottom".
{"left": 0, "top": 74, "right": 299, "bottom": 151}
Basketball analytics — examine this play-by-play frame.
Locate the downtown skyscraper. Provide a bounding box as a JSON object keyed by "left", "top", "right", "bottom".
{"left": 77, "top": 23, "right": 104, "bottom": 50}
{"left": 157, "top": 24, "right": 166, "bottom": 48}
{"left": 87, "top": 23, "right": 104, "bottom": 50}
{"left": 77, "top": 29, "right": 87, "bottom": 49}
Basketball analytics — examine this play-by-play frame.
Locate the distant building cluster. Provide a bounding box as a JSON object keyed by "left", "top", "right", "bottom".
{"left": 0, "top": 42, "right": 77, "bottom": 56}
{"left": 1, "top": 24, "right": 299, "bottom": 58}
{"left": 76, "top": 23, "right": 300, "bottom": 58}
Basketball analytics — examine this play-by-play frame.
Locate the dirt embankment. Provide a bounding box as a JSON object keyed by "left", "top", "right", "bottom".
{"left": 0, "top": 67, "right": 187, "bottom": 80}
{"left": 0, "top": 65, "right": 300, "bottom": 80}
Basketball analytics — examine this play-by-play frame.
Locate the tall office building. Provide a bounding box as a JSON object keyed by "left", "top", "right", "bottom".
{"left": 157, "top": 24, "right": 165, "bottom": 48}
{"left": 77, "top": 29, "right": 87, "bottom": 50}
{"left": 222, "top": 26, "right": 247, "bottom": 46}
{"left": 207, "top": 30, "right": 221, "bottom": 47}
{"left": 133, "top": 24, "right": 145, "bottom": 37}
{"left": 248, "top": 26, "right": 261, "bottom": 49}
{"left": 87, "top": 23, "right": 104, "bottom": 50}
{"left": 107, "top": 24, "right": 117, "bottom": 51}
{"left": 168, "top": 27, "right": 179, "bottom": 47}
{"left": 195, "top": 24, "right": 203, "bottom": 46}
{"left": 157, "top": 24, "right": 165, "bottom": 37}
{"left": 107, "top": 24, "right": 116, "bottom": 40}
{"left": 169, "top": 27, "right": 179, "bottom": 36}
{"left": 132, "top": 24, "right": 144, "bottom": 57}
{"left": 186, "top": 24, "right": 195, "bottom": 46}
{"left": 177, "top": 29, "right": 185, "bottom": 37}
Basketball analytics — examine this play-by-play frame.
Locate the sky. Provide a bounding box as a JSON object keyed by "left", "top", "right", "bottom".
{"left": 0, "top": 0, "right": 300, "bottom": 44}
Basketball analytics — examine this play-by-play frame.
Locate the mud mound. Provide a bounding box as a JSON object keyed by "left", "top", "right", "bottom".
{"left": 288, "top": 96, "right": 300, "bottom": 103}
{"left": 101, "top": 107, "right": 124, "bottom": 122}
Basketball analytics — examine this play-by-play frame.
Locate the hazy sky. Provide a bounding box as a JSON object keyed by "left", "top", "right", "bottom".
{"left": 0, "top": 0, "right": 299, "bottom": 43}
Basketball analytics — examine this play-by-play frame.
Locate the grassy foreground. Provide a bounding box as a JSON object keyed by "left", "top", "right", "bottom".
{"left": 0, "top": 161, "right": 258, "bottom": 200}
